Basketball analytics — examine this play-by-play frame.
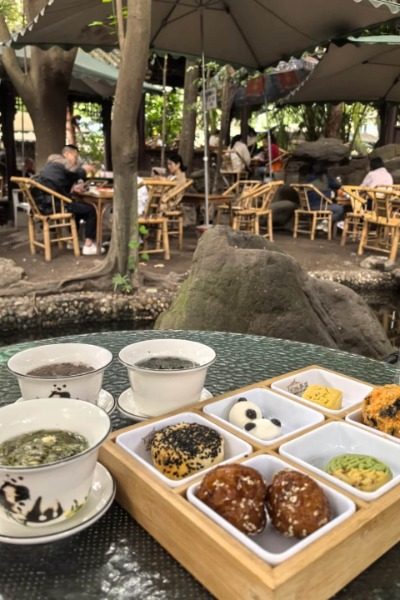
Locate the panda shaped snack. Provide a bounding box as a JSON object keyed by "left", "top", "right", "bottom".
{"left": 228, "top": 397, "right": 281, "bottom": 441}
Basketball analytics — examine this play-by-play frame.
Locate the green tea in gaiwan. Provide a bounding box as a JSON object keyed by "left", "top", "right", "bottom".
{"left": 135, "top": 356, "right": 199, "bottom": 370}
{"left": 0, "top": 429, "right": 89, "bottom": 467}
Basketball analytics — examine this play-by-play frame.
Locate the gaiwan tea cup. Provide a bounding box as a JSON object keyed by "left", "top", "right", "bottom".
{"left": 0, "top": 398, "right": 111, "bottom": 527}
{"left": 7, "top": 343, "right": 113, "bottom": 404}
{"left": 119, "top": 339, "right": 216, "bottom": 417}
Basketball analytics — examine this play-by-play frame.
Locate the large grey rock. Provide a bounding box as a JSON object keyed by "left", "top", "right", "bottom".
{"left": 0, "top": 258, "right": 24, "bottom": 287}
{"left": 292, "top": 138, "right": 350, "bottom": 162}
{"left": 371, "top": 144, "right": 400, "bottom": 162}
{"left": 156, "top": 227, "right": 393, "bottom": 359}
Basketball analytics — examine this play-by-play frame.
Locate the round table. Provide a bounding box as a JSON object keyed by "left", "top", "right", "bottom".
{"left": 0, "top": 330, "right": 398, "bottom": 600}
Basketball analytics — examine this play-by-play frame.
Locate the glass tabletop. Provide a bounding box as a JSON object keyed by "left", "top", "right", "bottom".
{"left": 0, "top": 330, "right": 398, "bottom": 600}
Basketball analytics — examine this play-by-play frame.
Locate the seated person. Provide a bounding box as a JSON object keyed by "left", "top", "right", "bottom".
{"left": 306, "top": 161, "right": 344, "bottom": 224}
{"left": 253, "top": 133, "right": 283, "bottom": 181}
{"left": 226, "top": 135, "right": 251, "bottom": 173}
{"left": 361, "top": 156, "right": 393, "bottom": 188}
{"left": 33, "top": 144, "right": 100, "bottom": 255}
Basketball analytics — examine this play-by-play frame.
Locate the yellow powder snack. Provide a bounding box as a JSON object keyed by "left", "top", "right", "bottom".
{"left": 362, "top": 384, "right": 400, "bottom": 438}
{"left": 302, "top": 384, "right": 343, "bottom": 410}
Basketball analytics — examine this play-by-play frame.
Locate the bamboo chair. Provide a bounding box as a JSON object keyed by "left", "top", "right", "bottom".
{"left": 162, "top": 179, "right": 193, "bottom": 250}
{"left": 231, "top": 181, "right": 283, "bottom": 239}
{"left": 215, "top": 180, "right": 262, "bottom": 225}
{"left": 358, "top": 191, "right": 400, "bottom": 263}
{"left": 138, "top": 188, "right": 171, "bottom": 261}
{"left": 10, "top": 176, "right": 80, "bottom": 262}
{"left": 340, "top": 185, "right": 369, "bottom": 246}
{"left": 291, "top": 184, "right": 333, "bottom": 241}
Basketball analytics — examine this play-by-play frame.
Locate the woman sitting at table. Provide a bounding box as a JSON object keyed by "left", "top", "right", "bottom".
{"left": 33, "top": 145, "right": 101, "bottom": 256}
{"left": 166, "top": 153, "right": 187, "bottom": 184}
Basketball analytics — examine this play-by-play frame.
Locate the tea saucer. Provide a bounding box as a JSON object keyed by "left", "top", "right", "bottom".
{"left": 15, "top": 389, "right": 116, "bottom": 415}
{"left": 0, "top": 463, "right": 115, "bottom": 545}
{"left": 117, "top": 387, "right": 213, "bottom": 421}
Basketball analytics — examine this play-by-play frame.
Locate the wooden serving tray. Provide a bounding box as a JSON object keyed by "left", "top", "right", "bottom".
{"left": 99, "top": 367, "right": 400, "bottom": 600}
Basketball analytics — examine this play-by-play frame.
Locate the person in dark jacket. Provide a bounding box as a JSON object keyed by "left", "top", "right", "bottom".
{"left": 35, "top": 145, "right": 100, "bottom": 256}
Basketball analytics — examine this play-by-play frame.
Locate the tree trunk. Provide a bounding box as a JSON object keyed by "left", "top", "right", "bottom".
{"left": 179, "top": 59, "right": 199, "bottom": 173}
{"left": 324, "top": 103, "right": 344, "bottom": 139}
{"left": 111, "top": 0, "right": 151, "bottom": 277}
{"left": 212, "top": 67, "right": 235, "bottom": 192}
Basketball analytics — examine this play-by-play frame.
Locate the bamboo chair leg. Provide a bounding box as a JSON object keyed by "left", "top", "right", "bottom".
{"left": 254, "top": 216, "right": 259, "bottom": 235}
{"left": 293, "top": 212, "right": 298, "bottom": 238}
{"left": 71, "top": 219, "right": 80, "bottom": 257}
{"left": 389, "top": 226, "right": 400, "bottom": 263}
{"left": 178, "top": 217, "right": 183, "bottom": 250}
{"left": 327, "top": 215, "right": 332, "bottom": 241}
{"left": 268, "top": 212, "right": 273, "bottom": 242}
{"left": 311, "top": 215, "right": 317, "bottom": 240}
{"left": 358, "top": 221, "right": 368, "bottom": 256}
{"left": 28, "top": 217, "right": 36, "bottom": 255}
{"left": 162, "top": 219, "right": 170, "bottom": 260}
{"left": 43, "top": 221, "right": 52, "bottom": 262}
{"left": 341, "top": 218, "right": 348, "bottom": 246}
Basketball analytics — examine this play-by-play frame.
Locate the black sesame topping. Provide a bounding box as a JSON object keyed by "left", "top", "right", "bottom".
{"left": 245, "top": 408, "right": 257, "bottom": 420}
{"left": 379, "top": 398, "right": 400, "bottom": 418}
{"left": 271, "top": 418, "right": 281, "bottom": 427}
{"left": 244, "top": 422, "right": 256, "bottom": 431}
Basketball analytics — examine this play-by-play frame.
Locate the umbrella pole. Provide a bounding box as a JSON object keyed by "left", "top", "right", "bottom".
{"left": 263, "top": 93, "right": 272, "bottom": 181}
{"left": 200, "top": 9, "right": 210, "bottom": 226}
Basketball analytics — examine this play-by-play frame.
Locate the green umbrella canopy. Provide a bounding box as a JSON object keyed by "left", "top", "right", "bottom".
{"left": 284, "top": 36, "right": 400, "bottom": 104}
{"left": 9, "top": 0, "right": 399, "bottom": 70}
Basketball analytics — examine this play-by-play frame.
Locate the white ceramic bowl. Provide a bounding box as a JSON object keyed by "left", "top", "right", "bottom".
{"left": 119, "top": 339, "right": 216, "bottom": 417}
{"left": 187, "top": 454, "right": 356, "bottom": 565}
{"left": 0, "top": 398, "right": 111, "bottom": 527}
{"left": 279, "top": 421, "right": 400, "bottom": 501}
{"left": 345, "top": 408, "right": 400, "bottom": 444}
{"left": 116, "top": 411, "right": 252, "bottom": 488}
{"left": 271, "top": 367, "right": 373, "bottom": 415}
{"left": 203, "top": 387, "right": 324, "bottom": 446}
{"left": 8, "top": 343, "right": 113, "bottom": 404}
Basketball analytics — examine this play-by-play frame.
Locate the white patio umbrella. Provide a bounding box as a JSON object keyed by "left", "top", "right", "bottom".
{"left": 8, "top": 0, "right": 397, "bottom": 224}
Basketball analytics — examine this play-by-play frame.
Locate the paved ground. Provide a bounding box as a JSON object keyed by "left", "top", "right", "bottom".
{"left": 0, "top": 218, "right": 370, "bottom": 286}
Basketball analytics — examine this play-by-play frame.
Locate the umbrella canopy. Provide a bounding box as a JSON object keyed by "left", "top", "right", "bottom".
{"left": 284, "top": 37, "right": 400, "bottom": 104}
{"left": 10, "top": 0, "right": 397, "bottom": 70}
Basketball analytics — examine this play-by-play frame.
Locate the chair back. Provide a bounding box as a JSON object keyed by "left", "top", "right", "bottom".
{"left": 238, "top": 181, "right": 282, "bottom": 210}
{"left": 11, "top": 176, "right": 72, "bottom": 218}
{"left": 291, "top": 183, "right": 329, "bottom": 211}
{"left": 341, "top": 185, "right": 368, "bottom": 214}
{"left": 222, "top": 180, "right": 261, "bottom": 199}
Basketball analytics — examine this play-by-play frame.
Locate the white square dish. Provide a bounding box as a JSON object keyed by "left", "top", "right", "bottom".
{"left": 345, "top": 409, "right": 400, "bottom": 444}
{"left": 116, "top": 412, "right": 252, "bottom": 488}
{"left": 271, "top": 367, "right": 373, "bottom": 415}
{"left": 203, "top": 387, "right": 324, "bottom": 446}
{"left": 279, "top": 421, "right": 400, "bottom": 501}
{"left": 186, "top": 454, "right": 356, "bottom": 565}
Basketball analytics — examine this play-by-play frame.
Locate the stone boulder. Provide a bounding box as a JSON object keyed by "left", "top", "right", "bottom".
{"left": 292, "top": 138, "right": 350, "bottom": 162}
{"left": 156, "top": 227, "right": 393, "bottom": 359}
{"left": 0, "top": 258, "right": 25, "bottom": 287}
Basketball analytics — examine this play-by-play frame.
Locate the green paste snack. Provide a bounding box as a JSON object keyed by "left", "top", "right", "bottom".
{"left": 326, "top": 453, "right": 392, "bottom": 492}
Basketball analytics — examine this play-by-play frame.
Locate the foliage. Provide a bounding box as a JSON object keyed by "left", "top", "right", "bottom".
{"left": 1, "top": 0, "right": 23, "bottom": 32}
{"left": 112, "top": 273, "right": 133, "bottom": 294}
{"left": 145, "top": 90, "right": 183, "bottom": 146}
{"left": 73, "top": 102, "right": 105, "bottom": 164}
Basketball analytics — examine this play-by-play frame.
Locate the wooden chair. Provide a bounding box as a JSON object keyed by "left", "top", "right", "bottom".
{"left": 138, "top": 179, "right": 192, "bottom": 259}
{"left": 215, "top": 180, "right": 262, "bottom": 225}
{"left": 162, "top": 179, "right": 193, "bottom": 250}
{"left": 10, "top": 176, "right": 80, "bottom": 262}
{"left": 340, "top": 185, "right": 369, "bottom": 246}
{"left": 231, "top": 181, "right": 283, "bottom": 239}
{"left": 291, "top": 184, "right": 333, "bottom": 241}
{"left": 358, "top": 192, "right": 400, "bottom": 263}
